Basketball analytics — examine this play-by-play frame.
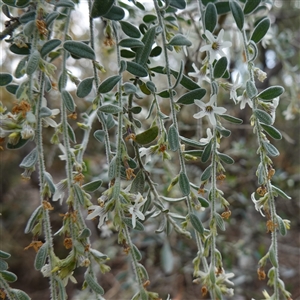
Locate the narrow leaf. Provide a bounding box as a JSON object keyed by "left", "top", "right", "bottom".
{"left": 63, "top": 41, "right": 95, "bottom": 60}
{"left": 120, "top": 21, "right": 141, "bottom": 38}
{"left": 260, "top": 123, "right": 282, "bottom": 140}
{"left": 215, "top": 213, "right": 226, "bottom": 231}
{"left": 98, "top": 104, "right": 122, "bottom": 114}
{"left": 251, "top": 17, "right": 270, "bottom": 44}
{"left": 246, "top": 80, "right": 257, "bottom": 98}
{"left": 205, "top": 3, "right": 217, "bottom": 33}
{"left": 34, "top": 242, "right": 48, "bottom": 270}
{"left": 201, "top": 165, "right": 212, "bottom": 181}
{"left": 76, "top": 77, "right": 94, "bottom": 98}
{"left": 61, "top": 89, "right": 75, "bottom": 112}
{"left": 132, "top": 244, "right": 142, "bottom": 261}
{"left": 201, "top": 140, "right": 212, "bottom": 163}
{"left": 82, "top": 180, "right": 103, "bottom": 193}
{"left": 84, "top": 272, "right": 104, "bottom": 294}
{"left": 24, "top": 205, "right": 42, "bottom": 234}
{"left": 130, "top": 170, "right": 145, "bottom": 194}
{"left": 190, "top": 213, "right": 204, "bottom": 234}
{"left": 1, "top": 271, "right": 17, "bottom": 283}
{"left": 263, "top": 141, "right": 280, "bottom": 157}
{"left": 73, "top": 184, "right": 84, "bottom": 206}
{"left": 19, "top": 147, "right": 38, "bottom": 168}
{"left": 169, "top": 0, "right": 186, "bottom": 9}
{"left": 220, "top": 114, "right": 243, "bottom": 124}
{"left": 177, "top": 88, "right": 206, "bottom": 105}
{"left": 213, "top": 57, "right": 228, "bottom": 78}
{"left": 218, "top": 152, "right": 234, "bottom": 164}
{"left": 40, "top": 39, "right": 61, "bottom": 57}
{"left": 254, "top": 109, "right": 272, "bottom": 125}
{"left": 94, "top": 130, "right": 105, "bottom": 143}
{"left": 26, "top": 50, "right": 40, "bottom": 75}
{"left": 168, "top": 125, "right": 179, "bottom": 152}
{"left": 229, "top": 0, "right": 244, "bottom": 31}
{"left": 168, "top": 34, "right": 192, "bottom": 47}
{"left": 244, "top": 0, "right": 260, "bottom": 15}
{"left": 126, "top": 61, "right": 148, "bottom": 77}
{"left": 276, "top": 215, "right": 287, "bottom": 236}
{"left": 257, "top": 86, "right": 284, "bottom": 101}
{"left": 179, "top": 172, "right": 190, "bottom": 196}
{"left": 119, "top": 38, "right": 144, "bottom": 48}
{"left": 98, "top": 75, "right": 121, "bottom": 93}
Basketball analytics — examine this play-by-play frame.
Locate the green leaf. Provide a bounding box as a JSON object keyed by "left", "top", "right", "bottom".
{"left": 198, "top": 196, "right": 209, "bottom": 208}
{"left": 44, "top": 171, "right": 56, "bottom": 194}
{"left": 180, "top": 136, "right": 203, "bottom": 148}
{"left": 45, "top": 11, "right": 59, "bottom": 26}
{"left": 246, "top": 80, "right": 257, "bottom": 99}
{"left": 123, "top": 82, "right": 137, "bottom": 94}
{"left": 251, "top": 17, "right": 270, "bottom": 44}
{"left": 213, "top": 57, "right": 228, "bottom": 78}
{"left": 229, "top": 0, "right": 244, "bottom": 31}
{"left": 126, "top": 61, "right": 148, "bottom": 77}
{"left": 98, "top": 75, "right": 121, "bottom": 93}
{"left": 215, "top": 1, "right": 230, "bottom": 14}
{"left": 169, "top": 0, "right": 186, "bottom": 9}
{"left": 26, "top": 50, "right": 40, "bottom": 75}
{"left": 67, "top": 123, "right": 76, "bottom": 143}
{"left": 61, "top": 89, "right": 76, "bottom": 112}
{"left": 216, "top": 125, "right": 231, "bottom": 137}
{"left": 135, "top": 26, "right": 157, "bottom": 66}
{"left": 15, "top": 57, "right": 27, "bottom": 78}
{"left": 269, "top": 247, "right": 278, "bottom": 267}
{"left": 263, "top": 141, "right": 279, "bottom": 157}
{"left": 55, "top": 0, "right": 75, "bottom": 8}
{"left": 189, "top": 213, "right": 204, "bottom": 234}
{"left": 73, "top": 184, "right": 84, "bottom": 206}
{"left": 179, "top": 172, "right": 190, "bottom": 196}
{"left": 94, "top": 130, "right": 105, "bottom": 143}
{"left": 143, "top": 14, "right": 157, "bottom": 23}
{"left": 160, "top": 196, "right": 186, "bottom": 203}
{"left": 12, "top": 289, "right": 31, "bottom": 300}
{"left": 0, "top": 260, "right": 8, "bottom": 271}
{"left": 205, "top": 3, "right": 217, "bottom": 33}
{"left": 76, "top": 77, "right": 94, "bottom": 98}
{"left": 0, "top": 73, "right": 13, "bottom": 86}
{"left": 271, "top": 185, "right": 291, "bottom": 200}
{"left": 254, "top": 109, "right": 272, "bottom": 125}
{"left": 120, "top": 21, "right": 141, "bottom": 38}
{"left": 161, "top": 240, "right": 174, "bottom": 274}
{"left": 98, "top": 104, "right": 122, "bottom": 114}
{"left": 82, "top": 180, "right": 102, "bottom": 193}
{"left": 123, "top": 217, "right": 144, "bottom": 231}
{"left": 0, "top": 250, "right": 11, "bottom": 259}
{"left": 132, "top": 244, "right": 142, "bottom": 261}
{"left": 0, "top": 270, "right": 17, "bottom": 283}
{"left": 34, "top": 242, "right": 48, "bottom": 270}
{"left": 276, "top": 215, "right": 287, "bottom": 236}
{"left": 40, "top": 39, "right": 61, "bottom": 57}
{"left": 63, "top": 41, "right": 95, "bottom": 60}
{"left": 257, "top": 86, "right": 284, "bottom": 101}
{"left": 218, "top": 152, "right": 234, "bottom": 164}
{"left": 7, "top": 138, "right": 29, "bottom": 150}
{"left": 135, "top": 126, "right": 159, "bottom": 145}
{"left": 219, "top": 114, "right": 243, "bottom": 124}
{"left": 121, "top": 49, "right": 135, "bottom": 58}
{"left": 130, "top": 170, "right": 145, "bottom": 194}
{"left": 23, "top": 20, "right": 35, "bottom": 38}
{"left": 6, "top": 84, "right": 18, "bottom": 94}
{"left": 201, "top": 165, "right": 212, "bottom": 181}
{"left": 102, "top": 5, "right": 125, "bottom": 20}
{"left": 131, "top": 106, "right": 142, "bottom": 114}
{"left": 168, "top": 34, "right": 192, "bottom": 47}
{"left": 19, "top": 11, "right": 35, "bottom": 23}
{"left": 215, "top": 213, "right": 225, "bottom": 231}
{"left": 172, "top": 60, "right": 184, "bottom": 89}
{"left": 19, "top": 147, "right": 38, "bottom": 168}
{"left": 91, "top": 0, "right": 114, "bottom": 18}
{"left": 119, "top": 38, "right": 144, "bottom": 48}
{"left": 150, "top": 46, "right": 162, "bottom": 57}
{"left": 168, "top": 125, "right": 179, "bottom": 151}
{"left": 24, "top": 205, "right": 42, "bottom": 234}
{"left": 84, "top": 272, "right": 104, "bottom": 294}
{"left": 243, "top": 0, "right": 260, "bottom": 15}
{"left": 177, "top": 88, "right": 206, "bottom": 105}
{"left": 260, "top": 123, "right": 282, "bottom": 140}
{"left": 201, "top": 140, "right": 212, "bottom": 163}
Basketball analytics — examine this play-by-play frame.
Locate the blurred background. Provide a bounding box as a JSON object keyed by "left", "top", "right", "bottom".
{"left": 1, "top": 0, "right": 299, "bottom": 299}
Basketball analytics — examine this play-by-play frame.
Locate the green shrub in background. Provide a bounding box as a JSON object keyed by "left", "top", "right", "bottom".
{"left": 0, "top": 0, "right": 299, "bottom": 299}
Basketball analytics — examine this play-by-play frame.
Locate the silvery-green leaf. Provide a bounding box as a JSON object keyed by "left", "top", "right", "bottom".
{"left": 61, "top": 89, "right": 75, "bottom": 112}
{"left": 179, "top": 172, "right": 190, "bottom": 196}
{"left": 271, "top": 185, "right": 291, "bottom": 200}
{"left": 122, "top": 217, "right": 144, "bottom": 231}
{"left": 19, "top": 147, "right": 38, "bottom": 168}
{"left": 73, "top": 184, "right": 84, "bottom": 206}
{"left": 123, "top": 82, "right": 137, "bottom": 94}
{"left": 257, "top": 86, "right": 284, "bottom": 101}
{"left": 0, "top": 250, "right": 10, "bottom": 259}
{"left": 84, "top": 272, "right": 104, "bottom": 294}
{"left": 0, "top": 270, "right": 17, "bottom": 283}
{"left": 168, "top": 124, "right": 179, "bottom": 151}
{"left": 55, "top": 0, "right": 75, "bottom": 8}
{"left": 102, "top": 5, "right": 125, "bottom": 21}
{"left": 130, "top": 170, "right": 145, "bottom": 194}
{"left": 24, "top": 205, "right": 42, "bottom": 234}
{"left": 44, "top": 171, "right": 56, "bottom": 194}
{"left": 168, "top": 34, "right": 192, "bottom": 47}
{"left": 160, "top": 196, "right": 186, "bottom": 202}
{"left": 34, "top": 242, "right": 48, "bottom": 270}
{"left": 213, "top": 57, "right": 228, "bottom": 78}
{"left": 94, "top": 130, "right": 105, "bottom": 143}
{"left": 229, "top": 0, "right": 244, "bottom": 31}
{"left": 217, "top": 152, "right": 234, "bottom": 164}
{"left": 180, "top": 136, "right": 203, "bottom": 148}
{"left": 254, "top": 109, "right": 272, "bottom": 125}
{"left": 126, "top": 61, "right": 148, "bottom": 77}
{"left": 23, "top": 20, "right": 35, "bottom": 37}
{"left": 268, "top": 246, "right": 278, "bottom": 267}
{"left": 172, "top": 60, "right": 184, "bottom": 89}
{"left": 260, "top": 123, "right": 282, "bottom": 140}
{"left": 40, "top": 107, "right": 52, "bottom": 117}
{"left": 201, "top": 140, "right": 212, "bottom": 163}
{"left": 76, "top": 77, "right": 94, "bottom": 98}
{"left": 190, "top": 213, "right": 204, "bottom": 234}
{"left": 205, "top": 3, "right": 217, "bottom": 33}
{"left": 15, "top": 57, "right": 27, "bottom": 78}
{"left": 98, "top": 75, "right": 121, "bottom": 93}
{"left": 250, "top": 17, "right": 270, "bottom": 44}
{"left": 98, "top": 104, "right": 122, "bottom": 114}
{"left": 40, "top": 39, "right": 61, "bottom": 57}
{"left": 0, "top": 260, "right": 8, "bottom": 271}
{"left": 201, "top": 165, "right": 212, "bottom": 181}
{"left": 26, "top": 50, "right": 40, "bottom": 75}
{"left": 169, "top": 0, "right": 186, "bottom": 9}
{"left": 244, "top": 0, "right": 260, "bottom": 15}
{"left": 119, "top": 38, "right": 144, "bottom": 48}
{"left": 63, "top": 41, "right": 95, "bottom": 60}
{"left": 198, "top": 196, "right": 209, "bottom": 208}
{"left": 19, "top": 11, "right": 35, "bottom": 23}
{"left": 263, "top": 141, "right": 279, "bottom": 157}
{"left": 132, "top": 244, "right": 142, "bottom": 261}
{"left": 45, "top": 11, "right": 59, "bottom": 26}
{"left": 161, "top": 240, "right": 174, "bottom": 274}
{"left": 78, "top": 228, "right": 91, "bottom": 239}
{"left": 12, "top": 289, "right": 31, "bottom": 300}
{"left": 220, "top": 114, "right": 243, "bottom": 124}
{"left": 276, "top": 215, "right": 287, "bottom": 236}
{"left": 215, "top": 213, "right": 226, "bottom": 231}
{"left": 155, "top": 217, "right": 166, "bottom": 233}
{"left": 246, "top": 80, "right": 257, "bottom": 98}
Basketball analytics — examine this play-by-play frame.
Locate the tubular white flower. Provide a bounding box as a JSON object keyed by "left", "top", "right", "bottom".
{"left": 86, "top": 205, "right": 108, "bottom": 229}
{"left": 237, "top": 90, "right": 253, "bottom": 109}
{"left": 128, "top": 193, "right": 146, "bottom": 228}
{"left": 230, "top": 73, "right": 242, "bottom": 103}
{"left": 200, "top": 29, "right": 232, "bottom": 63}
{"left": 193, "top": 95, "right": 227, "bottom": 127}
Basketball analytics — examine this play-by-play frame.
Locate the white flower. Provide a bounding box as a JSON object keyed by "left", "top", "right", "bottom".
{"left": 200, "top": 128, "right": 220, "bottom": 148}
{"left": 139, "top": 147, "right": 154, "bottom": 165}
{"left": 283, "top": 104, "right": 296, "bottom": 121}
{"left": 237, "top": 90, "right": 253, "bottom": 109}
{"left": 251, "top": 192, "right": 268, "bottom": 217}
{"left": 230, "top": 73, "right": 242, "bottom": 103}
{"left": 188, "top": 63, "right": 208, "bottom": 85}
{"left": 43, "top": 108, "right": 60, "bottom": 127}
{"left": 193, "top": 95, "right": 227, "bottom": 127}
{"left": 21, "top": 123, "right": 35, "bottom": 139}
{"left": 200, "top": 29, "right": 232, "bottom": 63}
{"left": 58, "top": 143, "right": 75, "bottom": 161}
{"left": 254, "top": 67, "right": 267, "bottom": 82}
{"left": 100, "top": 224, "right": 113, "bottom": 238}
{"left": 270, "top": 97, "right": 279, "bottom": 124}
{"left": 53, "top": 179, "right": 68, "bottom": 204}
{"left": 86, "top": 205, "right": 108, "bottom": 229}
{"left": 41, "top": 264, "right": 51, "bottom": 277}
{"left": 128, "top": 193, "right": 146, "bottom": 228}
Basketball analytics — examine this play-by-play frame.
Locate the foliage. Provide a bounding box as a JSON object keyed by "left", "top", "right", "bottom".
{"left": 0, "top": 0, "right": 299, "bottom": 299}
